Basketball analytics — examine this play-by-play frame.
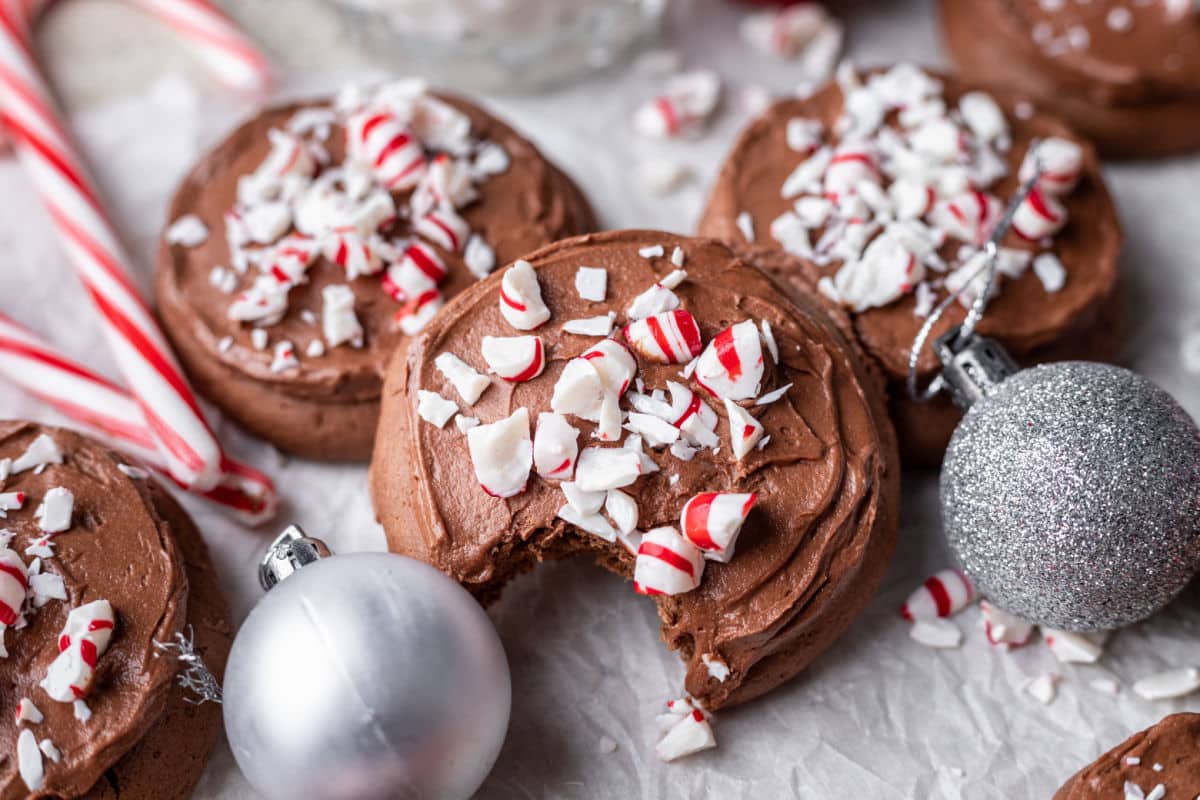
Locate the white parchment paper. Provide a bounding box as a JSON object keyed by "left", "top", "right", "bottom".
{"left": 0, "top": 0, "right": 1198, "bottom": 796}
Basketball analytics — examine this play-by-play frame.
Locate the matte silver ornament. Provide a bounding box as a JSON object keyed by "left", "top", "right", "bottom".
{"left": 223, "top": 533, "right": 511, "bottom": 800}
{"left": 942, "top": 361, "right": 1200, "bottom": 630}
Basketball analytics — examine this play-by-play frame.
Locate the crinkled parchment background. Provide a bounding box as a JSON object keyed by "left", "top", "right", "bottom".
{"left": 0, "top": 0, "right": 1197, "bottom": 797}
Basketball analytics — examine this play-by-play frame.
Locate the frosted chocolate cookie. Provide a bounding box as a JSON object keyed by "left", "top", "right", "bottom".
{"left": 941, "top": 0, "right": 1200, "bottom": 157}
{"left": 1055, "top": 713, "right": 1200, "bottom": 799}
{"left": 0, "top": 422, "right": 230, "bottom": 799}
{"left": 157, "top": 80, "right": 595, "bottom": 461}
{"left": 698, "top": 63, "right": 1121, "bottom": 464}
{"left": 370, "top": 231, "right": 900, "bottom": 710}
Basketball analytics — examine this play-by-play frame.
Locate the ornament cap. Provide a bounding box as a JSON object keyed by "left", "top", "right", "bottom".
{"left": 934, "top": 327, "right": 1019, "bottom": 410}
{"left": 259, "top": 525, "right": 333, "bottom": 591}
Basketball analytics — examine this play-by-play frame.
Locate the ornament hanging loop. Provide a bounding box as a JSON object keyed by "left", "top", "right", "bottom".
{"left": 259, "top": 525, "right": 333, "bottom": 591}
{"left": 907, "top": 160, "right": 1045, "bottom": 405}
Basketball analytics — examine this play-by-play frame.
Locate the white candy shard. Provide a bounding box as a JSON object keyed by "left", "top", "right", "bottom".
{"left": 831, "top": 233, "right": 923, "bottom": 312}
{"left": 1026, "top": 673, "right": 1059, "bottom": 705}
{"left": 466, "top": 408, "right": 532, "bottom": 498}
{"left": 980, "top": 601, "right": 1034, "bottom": 648}
{"left": 0, "top": 548, "right": 29, "bottom": 633}
{"left": 958, "top": 91, "right": 1008, "bottom": 144}
{"left": 623, "top": 310, "right": 704, "bottom": 364}
{"left": 551, "top": 358, "right": 607, "bottom": 422}
{"left": 575, "top": 267, "right": 608, "bottom": 302}
{"left": 695, "top": 321, "right": 765, "bottom": 401}
{"left": 13, "top": 435, "right": 63, "bottom": 474}
{"left": 29, "top": 572, "right": 66, "bottom": 607}
{"left": 270, "top": 340, "right": 300, "bottom": 373}
{"left": 416, "top": 390, "right": 458, "bottom": 429}
{"left": 383, "top": 242, "right": 447, "bottom": 301}
{"left": 1020, "top": 137, "right": 1083, "bottom": 196}
{"left": 17, "top": 729, "right": 43, "bottom": 791}
{"left": 321, "top": 284, "right": 364, "bottom": 348}
{"left": 0, "top": 491, "right": 25, "bottom": 515}
{"left": 723, "top": 399, "right": 764, "bottom": 460}
{"left": 1044, "top": 629, "right": 1105, "bottom": 664}
{"left": 787, "top": 118, "right": 824, "bottom": 154}
{"left": 534, "top": 413, "right": 580, "bottom": 480}
{"left": 345, "top": 107, "right": 426, "bottom": 190}
{"left": 627, "top": 282, "right": 681, "bottom": 320}
{"left": 634, "top": 526, "right": 704, "bottom": 596}
{"left": 823, "top": 143, "right": 881, "bottom": 198}
{"left": 41, "top": 600, "right": 115, "bottom": 703}
{"left": 1132, "top": 668, "right": 1200, "bottom": 701}
{"left": 37, "top": 739, "right": 60, "bottom": 763}
{"left": 655, "top": 701, "right": 716, "bottom": 762}
{"left": 561, "top": 481, "right": 606, "bottom": 515}
{"left": 557, "top": 503, "right": 617, "bottom": 542}
{"left": 414, "top": 206, "right": 470, "bottom": 253}
{"left": 434, "top": 352, "right": 490, "bottom": 405}
{"left": 499, "top": 260, "right": 552, "bottom": 330}
{"left": 579, "top": 340, "right": 637, "bottom": 396}
{"left": 463, "top": 235, "right": 496, "bottom": 279}
{"left": 563, "top": 314, "right": 616, "bottom": 337}
{"left": 455, "top": 416, "right": 480, "bottom": 433}
{"left": 929, "top": 191, "right": 1003, "bottom": 245}
{"left": 575, "top": 447, "right": 643, "bottom": 492}
{"left": 681, "top": 492, "right": 757, "bottom": 563}
{"left": 1012, "top": 188, "right": 1067, "bottom": 241}
{"left": 625, "top": 413, "right": 681, "bottom": 448}
{"left": 15, "top": 697, "right": 42, "bottom": 724}
{"left": 165, "top": 214, "right": 209, "bottom": 247}
{"left": 481, "top": 336, "right": 546, "bottom": 383}
{"left": 701, "top": 653, "right": 731, "bottom": 682}
{"left": 909, "top": 618, "right": 963, "bottom": 649}
{"left": 35, "top": 488, "right": 73, "bottom": 534}
{"left": 605, "top": 490, "right": 639, "bottom": 535}
{"left": 1033, "top": 253, "right": 1067, "bottom": 293}
{"left": 632, "top": 70, "right": 721, "bottom": 139}
{"left": 901, "top": 569, "right": 975, "bottom": 620}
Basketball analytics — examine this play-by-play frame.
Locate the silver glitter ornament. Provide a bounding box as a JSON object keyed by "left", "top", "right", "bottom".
{"left": 941, "top": 361, "right": 1200, "bottom": 631}
{"left": 223, "top": 527, "right": 511, "bottom": 800}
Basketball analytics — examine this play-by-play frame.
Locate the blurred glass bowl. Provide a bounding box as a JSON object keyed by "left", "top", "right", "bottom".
{"left": 328, "top": 0, "right": 669, "bottom": 92}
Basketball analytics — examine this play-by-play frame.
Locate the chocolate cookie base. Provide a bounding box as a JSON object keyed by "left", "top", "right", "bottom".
{"left": 1055, "top": 714, "right": 1200, "bottom": 798}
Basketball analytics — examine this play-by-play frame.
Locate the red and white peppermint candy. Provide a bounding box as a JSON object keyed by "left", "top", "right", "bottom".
{"left": 321, "top": 229, "right": 381, "bottom": 279}
{"left": 321, "top": 284, "right": 363, "bottom": 349}
{"left": 580, "top": 339, "right": 637, "bottom": 396}
{"left": 889, "top": 178, "right": 936, "bottom": 220}
{"left": 823, "top": 143, "right": 881, "bottom": 199}
{"left": 740, "top": 4, "right": 833, "bottom": 59}
{"left": 623, "top": 310, "right": 704, "bottom": 364}
{"left": 681, "top": 492, "right": 757, "bottom": 563}
{"left": 831, "top": 232, "right": 923, "bottom": 312}
{"left": 0, "top": 549, "right": 28, "bottom": 627}
{"left": 383, "top": 241, "right": 449, "bottom": 303}
{"left": 34, "top": 488, "right": 73, "bottom": 533}
{"left": 723, "top": 399, "right": 764, "bottom": 460}
{"left": 980, "top": 600, "right": 1034, "bottom": 648}
{"left": 41, "top": 600, "right": 115, "bottom": 702}
{"left": 694, "top": 321, "right": 764, "bottom": 401}
{"left": 655, "top": 697, "right": 716, "bottom": 762}
{"left": 900, "top": 569, "right": 974, "bottom": 621}
{"left": 414, "top": 206, "right": 469, "bottom": 254}
{"left": 1043, "top": 629, "right": 1105, "bottom": 664}
{"left": 632, "top": 70, "right": 721, "bottom": 139}
{"left": 14, "top": 697, "right": 42, "bottom": 725}
{"left": 1019, "top": 137, "right": 1083, "bottom": 196}
{"left": 411, "top": 154, "right": 477, "bottom": 218}
{"left": 534, "top": 412, "right": 580, "bottom": 480}
{"left": 265, "top": 233, "right": 320, "bottom": 284}
{"left": 499, "top": 260, "right": 552, "bottom": 331}
{"left": 626, "top": 269, "right": 687, "bottom": 320}
{"left": 396, "top": 290, "right": 444, "bottom": 336}
{"left": 0, "top": 491, "right": 25, "bottom": 514}
{"left": 928, "top": 190, "right": 1003, "bottom": 245}
{"left": 1011, "top": 187, "right": 1067, "bottom": 241}
{"left": 465, "top": 407, "right": 532, "bottom": 498}
{"left": 345, "top": 108, "right": 427, "bottom": 191}
{"left": 481, "top": 336, "right": 545, "bottom": 382}
{"left": 634, "top": 526, "right": 705, "bottom": 596}
{"left": 259, "top": 128, "right": 317, "bottom": 182}
{"left": 229, "top": 276, "right": 289, "bottom": 324}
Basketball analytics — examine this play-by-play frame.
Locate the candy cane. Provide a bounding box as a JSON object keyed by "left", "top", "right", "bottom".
{"left": 0, "top": 0, "right": 270, "bottom": 496}
{"left": 0, "top": 314, "right": 277, "bottom": 523}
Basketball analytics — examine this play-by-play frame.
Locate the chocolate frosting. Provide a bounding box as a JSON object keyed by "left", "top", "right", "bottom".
{"left": 0, "top": 422, "right": 186, "bottom": 799}
{"left": 1055, "top": 713, "right": 1200, "bottom": 799}
{"left": 156, "top": 95, "right": 595, "bottom": 460}
{"left": 942, "top": 1, "right": 1200, "bottom": 156}
{"left": 370, "top": 231, "right": 900, "bottom": 709}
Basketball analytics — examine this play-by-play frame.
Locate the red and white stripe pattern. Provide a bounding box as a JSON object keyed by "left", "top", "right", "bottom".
{"left": 633, "top": 526, "right": 705, "bottom": 596}
{"left": 383, "top": 240, "right": 448, "bottom": 301}
{"left": 414, "top": 206, "right": 468, "bottom": 254}
{"left": 498, "top": 259, "right": 551, "bottom": 331}
{"left": 345, "top": 108, "right": 427, "bottom": 191}
{"left": 1011, "top": 187, "right": 1067, "bottom": 241}
{"left": 0, "top": 315, "right": 277, "bottom": 522}
{"left": 40, "top": 599, "right": 114, "bottom": 702}
{"left": 929, "top": 190, "right": 1003, "bottom": 245}
{"left": 1019, "top": 137, "right": 1082, "bottom": 196}
{"left": 533, "top": 412, "right": 579, "bottom": 479}
{"left": 0, "top": 0, "right": 273, "bottom": 496}
{"left": 580, "top": 339, "right": 637, "bottom": 397}
{"left": 623, "top": 309, "right": 703, "bottom": 364}
{"left": 321, "top": 228, "right": 381, "bottom": 279}
{"left": 127, "top": 0, "right": 271, "bottom": 92}
{"left": 900, "top": 569, "right": 975, "bottom": 621}
{"left": 480, "top": 335, "right": 545, "bottom": 383}
{"left": 823, "top": 143, "right": 881, "bottom": 199}
{"left": 680, "top": 492, "right": 757, "bottom": 563}
{"left": 980, "top": 600, "right": 1034, "bottom": 648}
{"left": 694, "top": 320, "right": 764, "bottom": 401}
{"left": 0, "top": 548, "right": 28, "bottom": 627}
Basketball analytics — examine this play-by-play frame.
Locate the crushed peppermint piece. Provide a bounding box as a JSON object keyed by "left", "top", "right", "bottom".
{"left": 654, "top": 696, "right": 716, "bottom": 761}
{"left": 34, "top": 488, "right": 73, "bottom": 533}
{"left": 29, "top": 572, "right": 66, "bottom": 608}
{"left": 1026, "top": 673, "right": 1059, "bottom": 705}
{"left": 561, "top": 481, "right": 605, "bottom": 515}
{"left": 1043, "top": 629, "right": 1105, "bottom": 664}
{"left": 15, "top": 697, "right": 43, "bottom": 724}
{"left": 17, "top": 729, "right": 43, "bottom": 791}
{"left": 1132, "top": 667, "right": 1200, "bottom": 700}
{"left": 481, "top": 336, "right": 545, "bottom": 383}
{"left": 454, "top": 416, "right": 480, "bottom": 433}
{"left": 0, "top": 492, "right": 25, "bottom": 515}
{"left": 533, "top": 413, "right": 580, "bottom": 480}
{"left": 322, "top": 284, "right": 364, "bottom": 348}
{"left": 270, "top": 341, "right": 299, "bottom": 372}
{"left": 575, "top": 447, "right": 642, "bottom": 492}
{"left": 306, "top": 339, "right": 325, "bottom": 358}
{"left": 759, "top": 321, "right": 779, "bottom": 363}
{"left": 417, "top": 391, "right": 458, "bottom": 429}
{"left": 909, "top": 618, "right": 963, "bottom": 649}
{"left": 466, "top": 408, "right": 532, "bottom": 498}
{"left": 42, "top": 600, "right": 115, "bottom": 703}
{"left": 701, "top": 653, "right": 730, "bottom": 682}
{"left": 980, "top": 600, "right": 1034, "bottom": 648}
{"left": 735, "top": 211, "right": 755, "bottom": 242}
{"left": 696, "top": 321, "right": 765, "bottom": 400}
{"left": 723, "top": 399, "right": 764, "bottom": 460}
{"left": 634, "top": 526, "right": 704, "bottom": 596}
{"left": 165, "top": 214, "right": 209, "bottom": 247}
{"left": 605, "top": 490, "right": 639, "bottom": 535}
{"left": 73, "top": 699, "right": 91, "bottom": 722}
{"left": 37, "top": 739, "right": 60, "bottom": 763}
{"left": 463, "top": 235, "right": 496, "bottom": 279}
{"left": 639, "top": 245, "right": 666, "bottom": 259}
{"left": 755, "top": 383, "right": 793, "bottom": 406}
{"left": 670, "top": 246, "right": 685, "bottom": 267}
{"left": 251, "top": 329, "right": 269, "bottom": 351}
{"left": 557, "top": 503, "right": 617, "bottom": 542}
{"left": 1032, "top": 253, "right": 1067, "bottom": 292}
{"left": 435, "top": 352, "right": 491, "bottom": 405}
{"left": 681, "top": 492, "right": 756, "bottom": 563}
{"left": 499, "top": 260, "right": 552, "bottom": 331}
{"left": 13, "top": 435, "right": 63, "bottom": 474}
{"left": 563, "top": 313, "right": 616, "bottom": 337}
{"left": 632, "top": 70, "right": 721, "bottom": 139}
{"left": 218, "top": 336, "right": 234, "bottom": 353}
{"left": 209, "top": 266, "right": 238, "bottom": 293}
{"left": 575, "top": 266, "right": 608, "bottom": 302}
{"left": 901, "top": 569, "right": 974, "bottom": 620}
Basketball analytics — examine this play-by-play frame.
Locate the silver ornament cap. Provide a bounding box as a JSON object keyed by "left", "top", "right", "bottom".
{"left": 942, "top": 361, "right": 1200, "bottom": 630}
{"left": 224, "top": 535, "right": 511, "bottom": 800}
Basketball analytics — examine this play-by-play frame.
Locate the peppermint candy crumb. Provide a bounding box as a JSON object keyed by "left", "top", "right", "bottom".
{"left": 166, "top": 214, "right": 209, "bottom": 247}
{"left": 735, "top": 212, "right": 755, "bottom": 242}
{"left": 417, "top": 391, "right": 458, "bottom": 429}
{"left": 563, "top": 313, "right": 616, "bottom": 337}
{"left": 17, "top": 729, "right": 43, "bottom": 791}
{"left": 701, "top": 653, "right": 730, "bottom": 682}
{"left": 34, "top": 488, "right": 73, "bottom": 534}
{"left": 13, "top": 435, "right": 63, "bottom": 475}
{"left": 1025, "top": 673, "right": 1059, "bottom": 705}
{"left": 575, "top": 266, "right": 608, "bottom": 302}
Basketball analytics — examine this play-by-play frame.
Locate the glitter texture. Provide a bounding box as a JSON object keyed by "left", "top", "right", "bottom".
{"left": 941, "top": 362, "right": 1200, "bottom": 630}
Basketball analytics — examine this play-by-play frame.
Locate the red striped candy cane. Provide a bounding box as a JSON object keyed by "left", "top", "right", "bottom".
{"left": 0, "top": 0, "right": 270, "bottom": 494}
{"left": 0, "top": 314, "right": 277, "bottom": 524}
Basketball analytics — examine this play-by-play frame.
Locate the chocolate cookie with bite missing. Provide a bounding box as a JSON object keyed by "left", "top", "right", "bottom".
{"left": 157, "top": 80, "right": 595, "bottom": 461}
{"left": 0, "top": 421, "right": 231, "bottom": 799}
{"left": 941, "top": 0, "right": 1200, "bottom": 158}
{"left": 698, "top": 63, "right": 1121, "bottom": 465}
{"left": 1055, "top": 713, "right": 1200, "bottom": 799}
{"left": 370, "top": 230, "right": 900, "bottom": 710}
